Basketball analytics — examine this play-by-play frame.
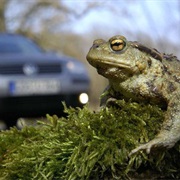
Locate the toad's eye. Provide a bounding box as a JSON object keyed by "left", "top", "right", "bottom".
{"left": 110, "top": 39, "right": 126, "bottom": 51}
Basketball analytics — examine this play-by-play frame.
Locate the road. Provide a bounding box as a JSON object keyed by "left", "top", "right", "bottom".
{"left": 0, "top": 118, "right": 44, "bottom": 130}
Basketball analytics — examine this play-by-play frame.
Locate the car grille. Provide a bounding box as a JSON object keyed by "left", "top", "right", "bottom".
{"left": 39, "top": 64, "right": 62, "bottom": 74}
{"left": 0, "top": 64, "right": 62, "bottom": 75}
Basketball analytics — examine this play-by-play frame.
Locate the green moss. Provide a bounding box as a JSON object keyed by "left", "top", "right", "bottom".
{"left": 0, "top": 100, "right": 180, "bottom": 179}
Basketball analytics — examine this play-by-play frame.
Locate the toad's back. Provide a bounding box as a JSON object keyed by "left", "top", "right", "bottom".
{"left": 162, "top": 54, "right": 180, "bottom": 83}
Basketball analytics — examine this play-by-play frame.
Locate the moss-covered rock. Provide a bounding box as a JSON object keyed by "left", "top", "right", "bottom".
{"left": 0, "top": 100, "right": 180, "bottom": 179}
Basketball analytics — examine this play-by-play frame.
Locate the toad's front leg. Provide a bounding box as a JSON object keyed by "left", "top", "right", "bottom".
{"left": 129, "top": 96, "right": 180, "bottom": 156}
{"left": 129, "top": 131, "right": 176, "bottom": 155}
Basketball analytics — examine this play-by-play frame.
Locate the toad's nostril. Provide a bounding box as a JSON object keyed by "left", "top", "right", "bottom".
{"left": 92, "top": 44, "right": 99, "bottom": 49}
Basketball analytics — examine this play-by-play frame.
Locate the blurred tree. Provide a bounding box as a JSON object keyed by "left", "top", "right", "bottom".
{"left": 0, "top": 0, "right": 8, "bottom": 31}
{"left": 4, "top": 0, "right": 102, "bottom": 33}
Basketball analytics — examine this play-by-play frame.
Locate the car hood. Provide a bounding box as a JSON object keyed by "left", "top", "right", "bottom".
{"left": 0, "top": 53, "right": 66, "bottom": 65}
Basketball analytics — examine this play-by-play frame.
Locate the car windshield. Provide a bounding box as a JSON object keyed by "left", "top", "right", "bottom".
{"left": 0, "top": 35, "right": 43, "bottom": 54}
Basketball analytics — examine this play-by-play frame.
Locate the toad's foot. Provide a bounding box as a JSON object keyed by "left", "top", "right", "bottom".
{"left": 129, "top": 136, "right": 176, "bottom": 156}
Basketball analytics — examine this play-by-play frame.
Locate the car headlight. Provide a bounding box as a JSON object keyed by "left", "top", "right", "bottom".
{"left": 79, "top": 93, "right": 89, "bottom": 104}
{"left": 66, "top": 61, "right": 87, "bottom": 74}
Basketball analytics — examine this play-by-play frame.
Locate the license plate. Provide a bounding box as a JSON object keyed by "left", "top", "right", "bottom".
{"left": 9, "top": 79, "right": 60, "bottom": 95}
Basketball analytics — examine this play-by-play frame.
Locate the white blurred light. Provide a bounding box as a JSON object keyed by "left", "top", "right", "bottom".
{"left": 66, "top": 61, "right": 87, "bottom": 74}
{"left": 79, "top": 93, "right": 89, "bottom": 104}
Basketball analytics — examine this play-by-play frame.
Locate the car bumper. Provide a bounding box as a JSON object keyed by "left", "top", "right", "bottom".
{"left": 0, "top": 93, "right": 88, "bottom": 118}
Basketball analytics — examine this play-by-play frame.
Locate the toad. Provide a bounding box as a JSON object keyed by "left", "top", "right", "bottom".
{"left": 86, "top": 35, "right": 180, "bottom": 155}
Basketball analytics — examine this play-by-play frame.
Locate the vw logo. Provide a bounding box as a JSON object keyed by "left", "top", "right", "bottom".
{"left": 23, "top": 64, "right": 38, "bottom": 75}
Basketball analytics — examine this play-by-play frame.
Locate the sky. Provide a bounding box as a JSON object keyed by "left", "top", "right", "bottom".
{"left": 6, "top": 0, "right": 180, "bottom": 56}
{"left": 65, "top": 0, "right": 180, "bottom": 45}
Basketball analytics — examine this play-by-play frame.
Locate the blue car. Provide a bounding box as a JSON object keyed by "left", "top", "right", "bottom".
{"left": 0, "top": 33, "right": 90, "bottom": 128}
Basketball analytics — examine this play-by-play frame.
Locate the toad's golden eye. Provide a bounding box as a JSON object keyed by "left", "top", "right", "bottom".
{"left": 110, "top": 39, "right": 126, "bottom": 51}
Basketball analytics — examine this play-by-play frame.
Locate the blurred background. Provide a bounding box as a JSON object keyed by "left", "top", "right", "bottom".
{"left": 1, "top": 0, "right": 180, "bottom": 109}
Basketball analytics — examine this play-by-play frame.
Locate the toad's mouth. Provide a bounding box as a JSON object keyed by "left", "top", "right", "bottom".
{"left": 90, "top": 59, "right": 132, "bottom": 71}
